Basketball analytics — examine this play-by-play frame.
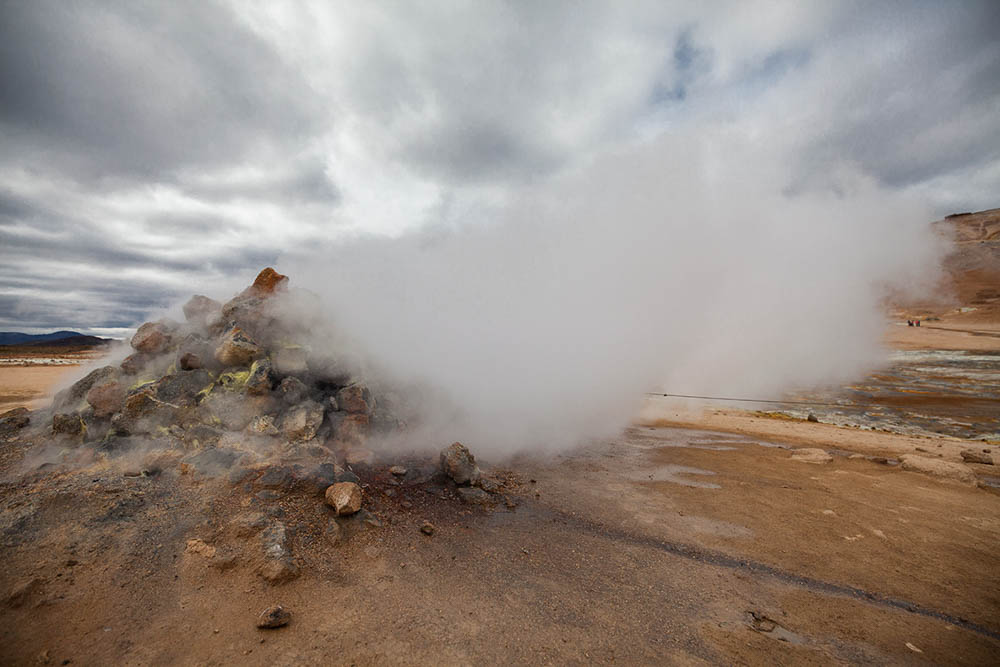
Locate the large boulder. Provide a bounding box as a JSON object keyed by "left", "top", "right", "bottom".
{"left": 215, "top": 327, "right": 261, "bottom": 367}
{"left": 247, "top": 267, "right": 288, "bottom": 296}
{"left": 960, "top": 449, "right": 994, "bottom": 465}
{"left": 131, "top": 321, "right": 173, "bottom": 355}
{"left": 280, "top": 401, "right": 324, "bottom": 442}
{"left": 440, "top": 442, "right": 481, "bottom": 486}
{"left": 51, "top": 365, "right": 118, "bottom": 412}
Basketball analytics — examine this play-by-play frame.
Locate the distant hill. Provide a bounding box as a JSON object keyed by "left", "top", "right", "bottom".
{"left": 0, "top": 331, "right": 111, "bottom": 346}
{"left": 932, "top": 207, "right": 1000, "bottom": 314}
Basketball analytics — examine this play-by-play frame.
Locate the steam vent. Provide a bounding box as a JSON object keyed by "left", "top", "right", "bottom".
{"left": 4, "top": 268, "right": 512, "bottom": 586}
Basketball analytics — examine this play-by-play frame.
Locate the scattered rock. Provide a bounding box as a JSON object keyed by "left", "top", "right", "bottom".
{"left": 440, "top": 442, "right": 482, "bottom": 485}
{"left": 900, "top": 455, "right": 976, "bottom": 486}
{"left": 325, "top": 482, "right": 362, "bottom": 516}
{"left": 960, "top": 449, "right": 994, "bottom": 465}
{"left": 389, "top": 465, "right": 407, "bottom": 477}
{"left": 215, "top": 327, "right": 261, "bottom": 367}
{"left": 0, "top": 407, "right": 30, "bottom": 435}
{"left": 806, "top": 413, "right": 819, "bottom": 423}
{"left": 231, "top": 512, "right": 268, "bottom": 537}
{"left": 259, "top": 522, "right": 299, "bottom": 583}
{"left": 248, "top": 415, "right": 279, "bottom": 436}
{"left": 790, "top": 448, "right": 833, "bottom": 464}
{"left": 256, "top": 605, "right": 291, "bottom": 629}
{"left": 324, "top": 519, "right": 342, "bottom": 547}
{"left": 120, "top": 352, "right": 149, "bottom": 375}
{"left": 131, "top": 321, "right": 173, "bottom": 354}
{"left": 420, "top": 521, "right": 435, "bottom": 536}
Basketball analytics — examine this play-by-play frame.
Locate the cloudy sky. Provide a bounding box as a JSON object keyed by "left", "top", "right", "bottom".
{"left": 1, "top": 0, "right": 998, "bottom": 336}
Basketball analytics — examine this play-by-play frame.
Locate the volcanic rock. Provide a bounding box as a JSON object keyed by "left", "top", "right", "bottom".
{"left": 389, "top": 465, "right": 407, "bottom": 476}
{"left": 151, "top": 370, "right": 213, "bottom": 407}
{"left": 960, "top": 449, "right": 994, "bottom": 465}
{"left": 790, "top": 448, "right": 833, "bottom": 464}
{"left": 248, "top": 415, "right": 279, "bottom": 436}
{"left": 85, "top": 380, "right": 126, "bottom": 418}
{"left": 420, "top": 521, "right": 435, "bottom": 535}
{"left": 246, "top": 358, "right": 276, "bottom": 395}
{"left": 247, "top": 267, "right": 288, "bottom": 296}
{"left": 0, "top": 407, "right": 30, "bottom": 435}
{"left": 52, "top": 413, "right": 84, "bottom": 436}
{"left": 52, "top": 365, "right": 117, "bottom": 412}
{"left": 336, "top": 384, "right": 374, "bottom": 415}
{"left": 131, "top": 321, "right": 173, "bottom": 355}
{"left": 280, "top": 400, "right": 324, "bottom": 442}
{"left": 457, "top": 487, "right": 493, "bottom": 506}
{"left": 120, "top": 353, "right": 149, "bottom": 375}
{"left": 182, "top": 295, "right": 221, "bottom": 326}
{"left": 259, "top": 521, "right": 299, "bottom": 584}
{"left": 900, "top": 455, "right": 976, "bottom": 486}
{"left": 325, "top": 482, "right": 362, "bottom": 515}
{"left": 440, "top": 442, "right": 481, "bottom": 485}
{"left": 257, "top": 605, "right": 291, "bottom": 629}
{"left": 215, "top": 327, "right": 261, "bottom": 367}
{"left": 178, "top": 352, "right": 203, "bottom": 371}
{"left": 278, "top": 376, "right": 308, "bottom": 404}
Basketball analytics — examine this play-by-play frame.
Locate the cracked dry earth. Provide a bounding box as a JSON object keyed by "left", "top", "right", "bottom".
{"left": 2, "top": 425, "right": 999, "bottom": 665}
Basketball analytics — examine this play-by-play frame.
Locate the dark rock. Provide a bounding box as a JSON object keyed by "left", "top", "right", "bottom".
{"left": 456, "top": 487, "right": 494, "bottom": 507}
{"left": 476, "top": 477, "right": 500, "bottom": 493}
{"left": 181, "top": 448, "right": 242, "bottom": 476}
{"left": 256, "top": 605, "right": 291, "bottom": 629}
{"left": 336, "top": 470, "right": 360, "bottom": 485}
{"left": 293, "top": 463, "right": 338, "bottom": 495}
{"left": 0, "top": 407, "right": 30, "bottom": 435}
{"left": 256, "top": 465, "right": 295, "bottom": 490}
{"left": 259, "top": 522, "right": 299, "bottom": 584}
{"left": 52, "top": 413, "right": 84, "bottom": 436}
{"left": 131, "top": 321, "right": 173, "bottom": 355}
{"left": 336, "top": 384, "right": 375, "bottom": 415}
{"left": 120, "top": 352, "right": 149, "bottom": 375}
{"left": 215, "top": 327, "right": 261, "bottom": 367}
{"left": 807, "top": 413, "right": 819, "bottom": 423}
{"left": 420, "top": 521, "right": 435, "bottom": 536}
{"left": 151, "top": 370, "right": 213, "bottom": 407}
{"left": 247, "top": 415, "right": 279, "bottom": 436}
{"left": 440, "top": 442, "right": 481, "bottom": 486}
{"left": 324, "top": 519, "right": 341, "bottom": 547}
{"left": 246, "top": 358, "right": 276, "bottom": 395}
{"left": 389, "top": 465, "right": 407, "bottom": 477}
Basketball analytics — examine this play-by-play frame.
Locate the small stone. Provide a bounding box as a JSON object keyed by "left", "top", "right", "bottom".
{"left": 389, "top": 465, "right": 407, "bottom": 476}
{"left": 248, "top": 415, "right": 279, "bottom": 436}
{"left": 806, "top": 413, "right": 819, "bottom": 423}
{"left": 960, "top": 449, "right": 993, "bottom": 465}
{"left": 420, "top": 521, "right": 435, "bottom": 536}
{"left": 84, "top": 380, "right": 126, "bottom": 418}
{"left": 131, "top": 321, "right": 173, "bottom": 354}
{"left": 256, "top": 605, "right": 291, "bottom": 629}
{"left": 325, "top": 482, "right": 362, "bottom": 515}
{"left": 440, "top": 442, "right": 481, "bottom": 485}
{"left": 231, "top": 512, "right": 268, "bottom": 537}
{"left": 790, "top": 448, "right": 833, "bottom": 464}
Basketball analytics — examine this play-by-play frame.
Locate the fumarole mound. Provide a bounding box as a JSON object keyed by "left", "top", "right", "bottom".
{"left": 0, "top": 268, "right": 515, "bottom": 586}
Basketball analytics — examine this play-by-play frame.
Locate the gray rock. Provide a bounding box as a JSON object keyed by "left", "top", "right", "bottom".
{"left": 182, "top": 295, "right": 222, "bottom": 327}
{"left": 440, "top": 442, "right": 481, "bottom": 485}
{"left": 325, "top": 482, "right": 362, "bottom": 515}
{"left": 52, "top": 412, "right": 84, "bottom": 436}
{"left": 131, "top": 321, "right": 173, "bottom": 354}
{"left": 52, "top": 365, "right": 117, "bottom": 412}
{"left": 456, "top": 486, "right": 494, "bottom": 507}
{"left": 246, "top": 358, "right": 276, "bottom": 395}
{"left": 248, "top": 415, "right": 279, "bottom": 436}
{"left": 85, "top": 380, "right": 126, "bottom": 418}
{"left": 0, "top": 407, "right": 30, "bottom": 436}
{"left": 420, "top": 521, "right": 435, "bottom": 536}
{"left": 389, "top": 465, "right": 407, "bottom": 477}
{"left": 278, "top": 377, "right": 308, "bottom": 405}
{"left": 151, "top": 370, "right": 213, "bottom": 407}
{"left": 256, "top": 465, "right": 295, "bottom": 490}
{"left": 178, "top": 352, "right": 203, "bottom": 371}
{"left": 259, "top": 522, "right": 299, "bottom": 584}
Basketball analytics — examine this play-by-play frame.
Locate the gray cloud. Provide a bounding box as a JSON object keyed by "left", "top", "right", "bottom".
{"left": 0, "top": 1, "right": 997, "bottom": 334}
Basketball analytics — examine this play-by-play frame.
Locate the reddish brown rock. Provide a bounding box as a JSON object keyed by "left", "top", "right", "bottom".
{"left": 182, "top": 295, "right": 221, "bottom": 325}
{"left": 336, "top": 384, "right": 375, "bottom": 414}
{"left": 178, "top": 352, "right": 203, "bottom": 371}
{"left": 215, "top": 327, "right": 261, "bottom": 367}
{"left": 131, "top": 321, "right": 173, "bottom": 355}
{"left": 325, "top": 482, "right": 362, "bottom": 515}
{"left": 120, "top": 352, "right": 149, "bottom": 375}
{"left": 245, "top": 267, "right": 288, "bottom": 297}
{"left": 86, "top": 380, "right": 126, "bottom": 418}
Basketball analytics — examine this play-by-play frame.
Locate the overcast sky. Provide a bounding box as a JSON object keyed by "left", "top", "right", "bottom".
{"left": 1, "top": 0, "right": 998, "bottom": 335}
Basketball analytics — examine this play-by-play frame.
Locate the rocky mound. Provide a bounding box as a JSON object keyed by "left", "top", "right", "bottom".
{"left": 0, "top": 268, "right": 513, "bottom": 587}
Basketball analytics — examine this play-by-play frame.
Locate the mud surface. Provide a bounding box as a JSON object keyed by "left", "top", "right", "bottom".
{"left": 2, "top": 425, "right": 998, "bottom": 665}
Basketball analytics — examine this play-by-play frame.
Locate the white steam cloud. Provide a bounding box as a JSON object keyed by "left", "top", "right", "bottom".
{"left": 284, "top": 130, "right": 944, "bottom": 456}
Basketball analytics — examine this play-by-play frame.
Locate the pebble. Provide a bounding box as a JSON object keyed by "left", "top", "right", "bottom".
{"left": 256, "top": 605, "right": 291, "bottom": 629}
{"left": 420, "top": 521, "right": 435, "bottom": 535}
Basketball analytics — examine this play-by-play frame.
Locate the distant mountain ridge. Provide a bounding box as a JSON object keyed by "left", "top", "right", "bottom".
{"left": 0, "top": 331, "right": 110, "bottom": 346}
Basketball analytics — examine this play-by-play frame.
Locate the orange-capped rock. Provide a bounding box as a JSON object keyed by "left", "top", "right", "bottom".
{"left": 248, "top": 267, "right": 288, "bottom": 296}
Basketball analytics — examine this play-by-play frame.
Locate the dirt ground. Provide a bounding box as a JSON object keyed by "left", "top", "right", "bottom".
{"left": 0, "top": 365, "right": 83, "bottom": 412}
